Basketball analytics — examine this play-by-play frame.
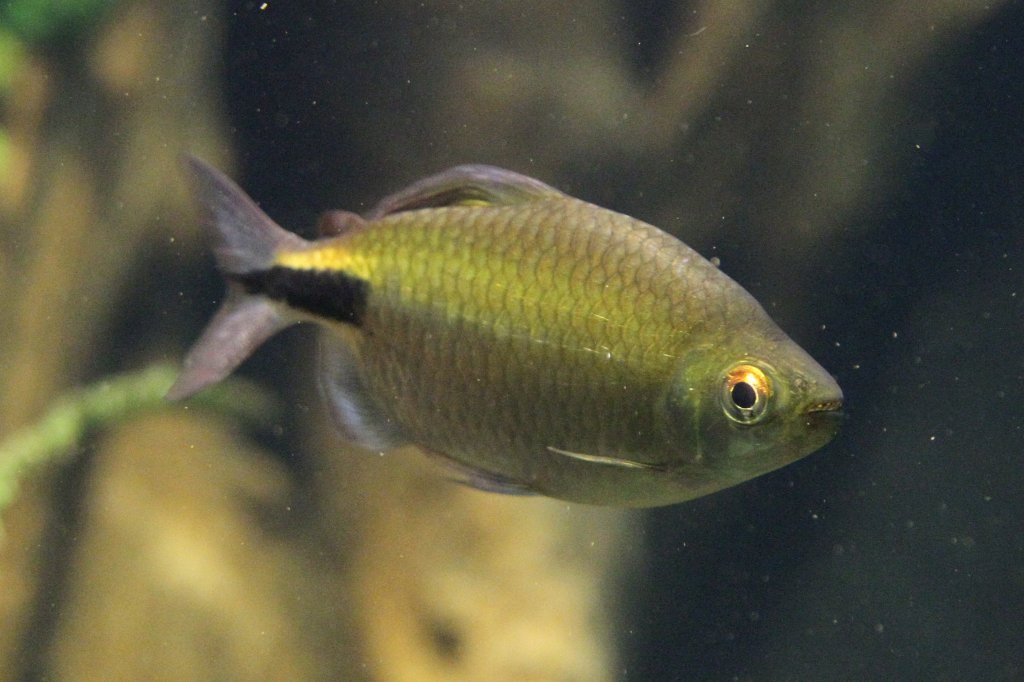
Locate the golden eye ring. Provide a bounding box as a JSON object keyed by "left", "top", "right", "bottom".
{"left": 721, "top": 364, "right": 772, "bottom": 424}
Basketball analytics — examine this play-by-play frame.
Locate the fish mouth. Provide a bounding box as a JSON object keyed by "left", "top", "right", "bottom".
{"left": 801, "top": 395, "right": 845, "bottom": 444}
{"left": 804, "top": 397, "right": 844, "bottom": 415}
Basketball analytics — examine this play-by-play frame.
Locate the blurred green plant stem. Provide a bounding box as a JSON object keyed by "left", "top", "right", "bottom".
{"left": 0, "top": 363, "right": 276, "bottom": 540}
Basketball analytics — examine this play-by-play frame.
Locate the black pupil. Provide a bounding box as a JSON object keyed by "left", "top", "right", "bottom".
{"left": 731, "top": 381, "right": 757, "bottom": 409}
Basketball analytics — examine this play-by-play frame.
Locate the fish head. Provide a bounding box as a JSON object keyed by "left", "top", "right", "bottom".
{"left": 667, "top": 325, "right": 843, "bottom": 487}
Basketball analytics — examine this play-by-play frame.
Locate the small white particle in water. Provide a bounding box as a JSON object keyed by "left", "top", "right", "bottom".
{"left": 875, "top": 623, "right": 884, "bottom": 634}
{"left": 260, "top": 2, "right": 268, "bottom": 9}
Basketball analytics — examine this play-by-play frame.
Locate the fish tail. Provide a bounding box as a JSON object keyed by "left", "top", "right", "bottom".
{"left": 167, "top": 156, "right": 306, "bottom": 400}
{"left": 166, "top": 283, "right": 286, "bottom": 400}
{"left": 181, "top": 154, "right": 307, "bottom": 274}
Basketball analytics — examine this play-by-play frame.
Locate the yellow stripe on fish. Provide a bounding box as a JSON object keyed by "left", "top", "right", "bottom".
{"left": 273, "top": 245, "right": 377, "bottom": 281}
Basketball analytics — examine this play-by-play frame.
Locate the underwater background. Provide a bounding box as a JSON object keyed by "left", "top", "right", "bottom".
{"left": 0, "top": 1, "right": 1021, "bottom": 680}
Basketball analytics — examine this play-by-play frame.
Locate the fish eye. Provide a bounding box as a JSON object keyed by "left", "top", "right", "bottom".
{"left": 721, "top": 364, "right": 772, "bottom": 425}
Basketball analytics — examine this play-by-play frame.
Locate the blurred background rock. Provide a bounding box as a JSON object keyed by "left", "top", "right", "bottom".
{"left": 0, "top": 0, "right": 1021, "bottom": 680}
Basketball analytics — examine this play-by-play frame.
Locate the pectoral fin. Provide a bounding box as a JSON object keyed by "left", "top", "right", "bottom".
{"left": 369, "top": 165, "right": 564, "bottom": 218}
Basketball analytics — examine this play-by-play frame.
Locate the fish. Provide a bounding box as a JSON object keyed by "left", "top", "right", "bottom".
{"left": 168, "top": 156, "right": 843, "bottom": 507}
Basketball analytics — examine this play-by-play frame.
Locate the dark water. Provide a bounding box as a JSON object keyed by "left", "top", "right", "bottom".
{"left": 215, "top": 3, "right": 1024, "bottom": 680}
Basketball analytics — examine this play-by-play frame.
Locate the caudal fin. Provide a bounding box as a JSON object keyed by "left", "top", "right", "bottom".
{"left": 166, "top": 284, "right": 286, "bottom": 400}
{"left": 168, "top": 156, "right": 306, "bottom": 400}
{"left": 181, "top": 155, "right": 306, "bottom": 274}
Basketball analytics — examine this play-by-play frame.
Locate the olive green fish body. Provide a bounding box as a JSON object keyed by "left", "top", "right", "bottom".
{"left": 344, "top": 202, "right": 712, "bottom": 497}
{"left": 170, "top": 158, "right": 842, "bottom": 507}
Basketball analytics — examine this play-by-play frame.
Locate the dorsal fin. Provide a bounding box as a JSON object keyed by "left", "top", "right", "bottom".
{"left": 368, "top": 164, "right": 564, "bottom": 219}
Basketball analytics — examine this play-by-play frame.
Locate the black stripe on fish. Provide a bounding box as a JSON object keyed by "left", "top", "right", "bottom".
{"left": 233, "top": 267, "right": 369, "bottom": 325}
